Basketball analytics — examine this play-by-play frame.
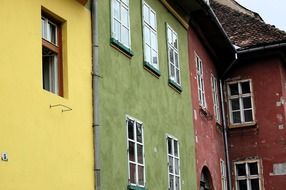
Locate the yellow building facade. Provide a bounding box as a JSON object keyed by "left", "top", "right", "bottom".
{"left": 0, "top": 0, "right": 94, "bottom": 190}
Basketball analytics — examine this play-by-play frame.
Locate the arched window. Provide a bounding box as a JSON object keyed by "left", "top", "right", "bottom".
{"left": 200, "top": 167, "right": 213, "bottom": 190}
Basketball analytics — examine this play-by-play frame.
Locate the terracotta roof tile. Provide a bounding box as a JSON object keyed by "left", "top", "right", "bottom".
{"left": 210, "top": 0, "right": 286, "bottom": 48}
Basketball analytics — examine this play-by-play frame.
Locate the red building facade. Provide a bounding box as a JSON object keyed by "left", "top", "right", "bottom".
{"left": 189, "top": 0, "right": 286, "bottom": 189}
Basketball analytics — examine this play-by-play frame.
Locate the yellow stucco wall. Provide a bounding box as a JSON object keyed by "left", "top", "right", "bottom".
{"left": 0, "top": 0, "right": 94, "bottom": 190}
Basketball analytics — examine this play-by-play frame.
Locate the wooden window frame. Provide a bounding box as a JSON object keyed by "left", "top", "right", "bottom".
{"left": 126, "top": 115, "right": 145, "bottom": 188}
{"left": 195, "top": 54, "right": 206, "bottom": 108}
{"left": 211, "top": 74, "right": 220, "bottom": 122}
{"left": 167, "top": 24, "right": 181, "bottom": 86}
{"left": 234, "top": 159, "right": 262, "bottom": 190}
{"left": 227, "top": 79, "right": 255, "bottom": 126}
{"left": 42, "top": 12, "right": 63, "bottom": 97}
{"left": 142, "top": 1, "right": 159, "bottom": 71}
{"left": 166, "top": 134, "right": 181, "bottom": 190}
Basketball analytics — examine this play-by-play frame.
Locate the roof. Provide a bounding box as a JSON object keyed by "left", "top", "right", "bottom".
{"left": 210, "top": 0, "right": 286, "bottom": 49}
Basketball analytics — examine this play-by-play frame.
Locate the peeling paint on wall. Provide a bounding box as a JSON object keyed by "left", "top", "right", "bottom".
{"left": 270, "top": 163, "right": 286, "bottom": 176}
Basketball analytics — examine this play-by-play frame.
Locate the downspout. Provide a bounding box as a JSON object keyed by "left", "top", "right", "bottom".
{"left": 219, "top": 80, "right": 232, "bottom": 190}
{"left": 220, "top": 52, "right": 237, "bottom": 190}
{"left": 91, "top": 0, "right": 101, "bottom": 190}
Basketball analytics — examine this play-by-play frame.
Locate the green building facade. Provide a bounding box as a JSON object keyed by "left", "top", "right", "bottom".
{"left": 97, "top": 0, "right": 196, "bottom": 189}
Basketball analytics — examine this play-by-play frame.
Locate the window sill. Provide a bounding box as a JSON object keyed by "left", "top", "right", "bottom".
{"left": 229, "top": 122, "right": 257, "bottom": 129}
{"left": 127, "top": 185, "right": 146, "bottom": 190}
{"left": 110, "top": 38, "right": 134, "bottom": 58}
{"left": 168, "top": 79, "right": 182, "bottom": 93}
{"left": 143, "top": 61, "right": 161, "bottom": 77}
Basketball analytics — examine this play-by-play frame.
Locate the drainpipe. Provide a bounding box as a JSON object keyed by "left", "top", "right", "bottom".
{"left": 219, "top": 80, "right": 232, "bottom": 190}
{"left": 220, "top": 52, "right": 237, "bottom": 190}
{"left": 91, "top": 0, "right": 101, "bottom": 190}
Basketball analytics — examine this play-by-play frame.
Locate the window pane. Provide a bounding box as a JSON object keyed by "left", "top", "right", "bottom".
{"left": 168, "top": 28, "right": 172, "bottom": 44}
{"left": 128, "top": 119, "right": 134, "bottom": 140}
{"left": 243, "top": 97, "right": 252, "bottom": 109}
{"left": 233, "top": 111, "right": 241, "bottom": 123}
{"left": 143, "top": 4, "right": 149, "bottom": 23}
{"left": 249, "top": 162, "right": 258, "bottom": 175}
{"left": 128, "top": 141, "right": 135, "bottom": 161}
{"left": 174, "top": 52, "right": 179, "bottom": 67}
{"left": 151, "top": 50, "right": 158, "bottom": 66}
{"left": 113, "top": 19, "right": 120, "bottom": 40}
{"left": 244, "top": 110, "right": 253, "bottom": 122}
{"left": 168, "top": 138, "right": 172, "bottom": 154}
{"left": 175, "top": 176, "right": 180, "bottom": 190}
{"left": 169, "top": 175, "right": 174, "bottom": 190}
{"left": 174, "top": 140, "right": 178, "bottom": 156}
{"left": 144, "top": 27, "right": 150, "bottom": 45}
{"left": 151, "top": 32, "right": 157, "bottom": 50}
{"left": 229, "top": 83, "right": 239, "bottom": 95}
{"left": 169, "top": 48, "right": 174, "bottom": 63}
{"left": 113, "top": 0, "right": 120, "bottom": 19}
{"left": 251, "top": 179, "right": 260, "bottom": 190}
{"left": 176, "top": 69, "right": 180, "bottom": 84}
{"left": 150, "top": 10, "right": 156, "bottom": 29}
{"left": 173, "top": 34, "right": 178, "bottom": 49}
{"left": 42, "top": 18, "right": 46, "bottom": 39}
{"left": 170, "top": 64, "right": 175, "bottom": 78}
{"left": 121, "top": 26, "right": 129, "bottom": 46}
{"left": 169, "top": 156, "right": 174, "bottom": 173}
{"left": 48, "top": 22, "right": 57, "bottom": 44}
{"left": 137, "top": 144, "right": 143, "bottom": 164}
{"left": 136, "top": 123, "right": 142, "bottom": 143}
{"left": 236, "top": 163, "right": 246, "bottom": 176}
{"left": 43, "top": 55, "right": 51, "bottom": 91}
{"left": 129, "top": 163, "right": 136, "bottom": 184}
{"left": 238, "top": 180, "right": 247, "bottom": 190}
{"left": 175, "top": 158, "right": 179, "bottom": 175}
{"left": 231, "top": 98, "right": 240, "bottom": 110}
{"left": 121, "top": 7, "right": 128, "bottom": 26}
{"left": 144, "top": 44, "right": 151, "bottom": 63}
{"left": 138, "top": 165, "right": 144, "bottom": 186}
{"left": 241, "top": 81, "right": 250, "bottom": 94}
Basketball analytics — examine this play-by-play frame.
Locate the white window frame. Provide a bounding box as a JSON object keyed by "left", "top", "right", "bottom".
{"left": 126, "top": 115, "right": 145, "bottom": 187}
{"left": 111, "top": 0, "right": 131, "bottom": 48}
{"left": 166, "top": 134, "right": 181, "bottom": 190}
{"left": 211, "top": 74, "right": 220, "bottom": 122}
{"left": 234, "top": 159, "right": 262, "bottom": 190}
{"left": 220, "top": 159, "right": 227, "bottom": 190}
{"left": 167, "top": 24, "right": 181, "bottom": 86}
{"left": 227, "top": 79, "right": 255, "bottom": 125}
{"left": 195, "top": 54, "right": 206, "bottom": 108}
{"left": 142, "top": 1, "right": 159, "bottom": 70}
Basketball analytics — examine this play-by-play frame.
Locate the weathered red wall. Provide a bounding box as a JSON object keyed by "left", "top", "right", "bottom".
{"left": 226, "top": 56, "right": 286, "bottom": 190}
{"left": 188, "top": 28, "right": 226, "bottom": 190}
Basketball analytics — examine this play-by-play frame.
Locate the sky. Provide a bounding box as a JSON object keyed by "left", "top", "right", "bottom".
{"left": 235, "top": 0, "right": 286, "bottom": 32}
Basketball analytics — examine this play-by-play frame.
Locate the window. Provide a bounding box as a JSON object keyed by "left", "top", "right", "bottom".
{"left": 211, "top": 75, "right": 220, "bottom": 122}
{"left": 42, "top": 14, "right": 63, "bottom": 96}
{"left": 234, "top": 160, "right": 262, "bottom": 190}
{"left": 167, "top": 25, "right": 181, "bottom": 86}
{"left": 167, "top": 135, "right": 181, "bottom": 190}
{"left": 142, "top": 2, "right": 159, "bottom": 72}
{"left": 227, "top": 80, "right": 254, "bottom": 125}
{"left": 200, "top": 167, "right": 212, "bottom": 190}
{"left": 127, "top": 117, "right": 145, "bottom": 187}
{"left": 111, "top": 0, "right": 130, "bottom": 48}
{"left": 220, "top": 160, "right": 227, "bottom": 190}
{"left": 196, "top": 55, "right": 206, "bottom": 108}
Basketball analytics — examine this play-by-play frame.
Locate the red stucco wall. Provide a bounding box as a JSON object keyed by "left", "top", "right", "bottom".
{"left": 188, "top": 28, "right": 226, "bottom": 190}
{"left": 226, "top": 56, "right": 286, "bottom": 190}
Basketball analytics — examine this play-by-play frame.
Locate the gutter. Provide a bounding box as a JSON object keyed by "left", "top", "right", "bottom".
{"left": 238, "top": 42, "right": 286, "bottom": 54}
{"left": 91, "top": 0, "right": 101, "bottom": 190}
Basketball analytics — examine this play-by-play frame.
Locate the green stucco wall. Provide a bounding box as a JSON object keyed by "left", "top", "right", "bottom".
{"left": 98, "top": 0, "right": 196, "bottom": 189}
